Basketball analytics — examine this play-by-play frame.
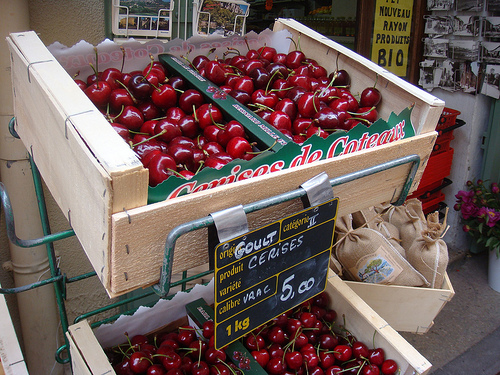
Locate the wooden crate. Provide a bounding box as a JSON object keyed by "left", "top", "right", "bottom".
{"left": 0, "top": 285, "right": 29, "bottom": 375}
{"left": 344, "top": 273, "right": 455, "bottom": 334}
{"left": 66, "top": 274, "right": 432, "bottom": 375}
{"left": 7, "top": 19, "right": 444, "bottom": 297}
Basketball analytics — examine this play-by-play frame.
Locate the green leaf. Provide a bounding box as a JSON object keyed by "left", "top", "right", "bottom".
{"left": 486, "top": 237, "right": 495, "bottom": 248}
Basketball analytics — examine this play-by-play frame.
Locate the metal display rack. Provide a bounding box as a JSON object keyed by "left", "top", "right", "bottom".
{"left": 0, "top": 116, "right": 421, "bottom": 368}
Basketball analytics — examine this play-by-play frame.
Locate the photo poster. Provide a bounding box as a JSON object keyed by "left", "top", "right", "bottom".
{"left": 482, "top": 64, "right": 500, "bottom": 98}
{"left": 427, "top": 0, "right": 454, "bottom": 10}
{"left": 112, "top": 0, "right": 173, "bottom": 38}
{"left": 370, "top": 0, "right": 414, "bottom": 77}
{"left": 196, "top": 0, "right": 250, "bottom": 36}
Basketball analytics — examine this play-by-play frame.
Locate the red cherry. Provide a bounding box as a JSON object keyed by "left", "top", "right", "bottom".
{"left": 137, "top": 101, "right": 162, "bottom": 121}
{"left": 244, "top": 334, "right": 265, "bottom": 351}
{"left": 154, "top": 119, "right": 182, "bottom": 143}
{"left": 319, "top": 351, "right": 336, "bottom": 369}
{"left": 152, "top": 84, "right": 177, "bottom": 109}
{"left": 147, "top": 364, "right": 166, "bottom": 375}
{"left": 267, "top": 326, "right": 287, "bottom": 344}
{"left": 191, "top": 361, "right": 210, "bottom": 375}
{"left": 352, "top": 341, "right": 369, "bottom": 360}
{"left": 74, "top": 79, "right": 87, "bottom": 90}
{"left": 324, "top": 365, "right": 342, "bottom": 375}
{"left": 368, "top": 348, "right": 385, "bottom": 367}
{"left": 299, "top": 312, "right": 317, "bottom": 329}
{"left": 251, "top": 89, "right": 279, "bottom": 108}
{"left": 196, "top": 103, "right": 224, "bottom": 129}
{"left": 84, "top": 80, "right": 112, "bottom": 108}
{"left": 268, "top": 110, "right": 292, "bottom": 132}
{"left": 251, "top": 348, "right": 270, "bottom": 368}
{"left": 285, "top": 351, "right": 303, "bottom": 370}
{"left": 318, "top": 333, "right": 339, "bottom": 350}
{"left": 179, "top": 89, "right": 205, "bottom": 113}
{"left": 165, "top": 107, "right": 186, "bottom": 124}
{"left": 204, "top": 153, "right": 232, "bottom": 170}
{"left": 128, "top": 351, "right": 150, "bottom": 374}
{"left": 258, "top": 46, "right": 277, "bottom": 61}
{"left": 297, "top": 92, "right": 320, "bottom": 118}
{"left": 109, "top": 88, "right": 135, "bottom": 112}
{"left": 116, "top": 105, "right": 144, "bottom": 131}
{"left": 110, "top": 122, "right": 131, "bottom": 142}
{"left": 333, "top": 345, "right": 352, "bottom": 362}
{"left": 359, "top": 87, "right": 382, "bottom": 107}
{"left": 205, "top": 346, "right": 226, "bottom": 365}
{"left": 202, "top": 321, "right": 215, "bottom": 339}
{"left": 266, "top": 357, "right": 285, "bottom": 375}
{"left": 148, "top": 153, "right": 177, "bottom": 187}
{"left": 178, "top": 115, "right": 200, "bottom": 138}
{"left": 274, "top": 98, "right": 297, "bottom": 122}
{"left": 128, "top": 73, "right": 153, "bottom": 100}
{"left": 285, "top": 50, "right": 306, "bottom": 69}
{"left": 226, "top": 136, "right": 253, "bottom": 160}
{"left": 302, "top": 350, "right": 320, "bottom": 369}
{"left": 362, "top": 364, "right": 380, "bottom": 375}
{"left": 380, "top": 359, "right": 398, "bottom": 375}
{"left": 205, "top": 60, "right": 227, "bottom": 85}
{"left": 100, "top": 67, "right": 123, "bottom": 90}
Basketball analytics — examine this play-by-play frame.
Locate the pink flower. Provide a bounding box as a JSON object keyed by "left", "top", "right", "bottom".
{"left": 492, "top": 183, "right": 499, "bottom": 194}
{"left": 478, "top": 207, "right": 500, "bottom": 227}
{"left": 455, "top": 190, "right": 475, "bottom": 203}
{"left": 461, "top": 201, "right": 479, "bottom": 219}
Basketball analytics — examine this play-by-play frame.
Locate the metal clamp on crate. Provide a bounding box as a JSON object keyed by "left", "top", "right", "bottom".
{"left": 300, "top": 172, "right": 334, "bottom": 207}
{"left": 208, "top": 205, "right": 249, "bottom": 270}
{"left": 151, "top": 154, "right": 421, "bottom": 298}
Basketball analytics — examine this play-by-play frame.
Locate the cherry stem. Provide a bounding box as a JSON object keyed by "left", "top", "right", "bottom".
{"left": 167, "top": 168, "right": 190, "bottom": 179}
{"left": 120, "top": 46, "right": 126, "bottom": 73}
{"left": 347, "top": 106, "right": 376, "bottom": 116}
{"left": 89, "top": 62, "right": 100, "bottom": 89}
{"left": 116, "top": 80, "right": 139, "bottom": 104}
{"left": 287, "top": 36, "right": 298, "bottom": 51}
{"left": 247, "top": 139, "right": 278, "bottom": 154}
{"left": 219, "top": 359, "right": 239, "bottom": 375}
{"left": 129, "top": 129, "right": 166, "bottom": 148}
{"left": 94, "top": 47, "right": 99, "bottom": 78}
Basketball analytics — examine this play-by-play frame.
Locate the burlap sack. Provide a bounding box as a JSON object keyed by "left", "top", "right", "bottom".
{"left": 406, "top": 209, "right": 449, "bottom": 289}
{"left": 334, "top": 214, "right": 429, "bottom": 287}
{"left": 351, "top": 207, "right": 405, "bottom": 257}
{"left": 376, "top": 199, "right": 427, "bottom": 252}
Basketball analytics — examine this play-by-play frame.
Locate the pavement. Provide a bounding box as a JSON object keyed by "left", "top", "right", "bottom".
{"left": 399, "top": 248, "right": 500, "bottom": 375}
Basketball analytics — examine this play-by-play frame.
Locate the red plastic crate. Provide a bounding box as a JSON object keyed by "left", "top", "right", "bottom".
{"left": 436, "top": 107, "right": 461, "bottom": 131}
{"left": 418, "top": 148, "right": 454, "bottom": 188}
{"left": 433, "top": 131, "right": 455, "bottom": 154}
{"left": 420, "top": 190, "right": 446, "bottom": 214}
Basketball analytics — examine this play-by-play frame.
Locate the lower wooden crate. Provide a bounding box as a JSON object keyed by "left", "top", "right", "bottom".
{"left": 0, "top": 285, "right": 29, "bottom": 375}
{"left": 344, "top": 273, "right": 455, "bottom": 334}
{"left": 66, "top": 274, "right": 432, "bottom": 375}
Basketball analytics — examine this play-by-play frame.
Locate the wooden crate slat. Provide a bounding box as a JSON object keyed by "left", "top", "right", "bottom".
{"left": 109, "top": 132, "right": 436, "bottom": 296}
{"left": 327, "top": 274, "right": 432, "bottom": 374}
{"left": 8, "top": 32, "right": 143, "bottom": 175}
{"left": 0, "top": 288, "right": 28, "bottom": 375}
{"left": 344, "top": 272, "right": 455, "bottom": 333}
{"left": 67, "top": 321, "right": 114, "bottom": 375}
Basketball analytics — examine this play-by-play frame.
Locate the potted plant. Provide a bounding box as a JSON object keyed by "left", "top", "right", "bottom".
{"left": 454, "top": 179, "right": 500, "bottom": 292}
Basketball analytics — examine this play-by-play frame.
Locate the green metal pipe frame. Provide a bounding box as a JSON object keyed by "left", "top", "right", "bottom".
{"left": 152, "top": 153, "right": 421, "bottom": 297}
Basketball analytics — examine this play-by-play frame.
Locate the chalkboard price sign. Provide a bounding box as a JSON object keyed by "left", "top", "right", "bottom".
{"left": 213, "top": 198, "right": 339, "bottom": 349}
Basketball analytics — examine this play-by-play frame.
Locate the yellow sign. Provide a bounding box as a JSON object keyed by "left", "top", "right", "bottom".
{"left": 371, "top": 0, "right": 414, "bottom": 77}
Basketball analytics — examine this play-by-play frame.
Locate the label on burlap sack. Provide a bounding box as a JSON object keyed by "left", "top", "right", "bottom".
{"left": 348, "top": 245, "right": 403, "bottom": 284}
